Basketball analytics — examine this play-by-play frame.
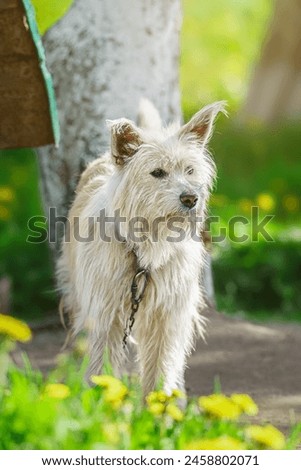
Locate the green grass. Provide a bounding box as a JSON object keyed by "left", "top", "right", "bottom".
{"left": 0, "top": 338, "right": 298, "bottom": 450}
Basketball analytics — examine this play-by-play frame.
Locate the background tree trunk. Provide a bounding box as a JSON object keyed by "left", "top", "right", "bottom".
{"left": 240, "top": 0, "right": 301, "bottom": 122}
{"left": 38, "top": 0, "right": 181, "bottom": 228}
{"left": 37, "top": 0, "right": 215, "bottom": 306}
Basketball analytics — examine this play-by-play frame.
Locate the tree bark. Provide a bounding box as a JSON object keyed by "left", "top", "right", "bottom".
{"left": 240, "top": 0, "right": 301, "bottom": 123}
{"left": 37, "top": 0, "right": 215, "bottom": 306}
{"left": 38, "top": 0, "right": 181, "bottom": 229}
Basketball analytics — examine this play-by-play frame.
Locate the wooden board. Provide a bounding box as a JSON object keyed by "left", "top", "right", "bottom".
{"left": 0, "top": 0, "right": 60, "bottom": 149}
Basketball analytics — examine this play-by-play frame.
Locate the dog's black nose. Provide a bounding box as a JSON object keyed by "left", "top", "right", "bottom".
{"left": 180, "top": 192, "right": 198, "bottom": 209}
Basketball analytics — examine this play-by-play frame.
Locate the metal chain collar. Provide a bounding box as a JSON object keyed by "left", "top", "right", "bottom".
{"left": 122, "top": 267, "right": 149, "bottom": 349}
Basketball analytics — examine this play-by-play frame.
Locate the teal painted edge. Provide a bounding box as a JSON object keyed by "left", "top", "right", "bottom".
{"left": 21, "top": 0, "right": 60, "bottom": 147}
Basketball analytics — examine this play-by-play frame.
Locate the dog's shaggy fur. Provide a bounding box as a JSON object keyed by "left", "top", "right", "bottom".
{"left": 57, "top": 100, "right": 224, "bottom": 397}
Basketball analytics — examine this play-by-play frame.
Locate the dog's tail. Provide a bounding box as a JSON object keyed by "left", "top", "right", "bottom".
{"left": 137, "top": 98, "right": 162, "bottom": 130}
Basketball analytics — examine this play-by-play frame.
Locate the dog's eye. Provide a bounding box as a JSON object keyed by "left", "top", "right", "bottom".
{"left": 186, "top": 166, "right": 194, "bottom": 175}
{"left": 150, "top": 168, "right": 168, "bottom": 178}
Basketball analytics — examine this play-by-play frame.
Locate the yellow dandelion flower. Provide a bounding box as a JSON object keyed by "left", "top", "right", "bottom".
{"left": 146, "top": 390, "right": 169, "bottom": 405}
{"left": 148, "top": 402, "right": 165, "bottom": 416}
{"left": 245, "top": 424, "right": 285, "bottom": 450}
{"left": 91, "top": 375, "right": 128, "bottom": 408}
{"left": 0, "top": 187, "right": 14, "bottom": 202}
{"left": 283, "top": 195, "right": 299, "bottom": 213}
{"left": 0, "top": 313, "right": 32, "bottom": 342}
{"left": 0, "top": 206, "right": 10, "bottom": 221}
{"left": 166, "top": 403, "right": 184, "bottom": 421}
{"left": 108, "top": 398, "right": 124, "bottom": 410}
{"left": 155, "top": 390, "right": 169, "bottom": 403}
{"left": 44, "top": 383, "right": 71, "bottom": 399}
{"left": 91, "top": 375, "right": 123, "bottom": 389}
{"left": 104, "top": 386, "right": 128, "bottom": 407}
{"left": 257, "top": 193, "right": 275, "bottom": 212}
{"left": 231, "top": 394, "right": 258, "bottom": 416}
{"left": 185, "top": 436, "right": 246, "bottom": 450}
{"left": 171, "top": 389, "right": 186, "bottom": 399}
{"left": 199, "top": 394, "right": 242, "bottom": 420}
{"left": 146, "top": 391, "right": 158, "bottom": 405}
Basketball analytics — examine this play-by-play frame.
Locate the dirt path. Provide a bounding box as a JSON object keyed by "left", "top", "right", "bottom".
{"left": 14, "top": 310, "right": 301, "bottom": 433}
{"left": 186, "top": 310, "right": 301, "bottom": 433}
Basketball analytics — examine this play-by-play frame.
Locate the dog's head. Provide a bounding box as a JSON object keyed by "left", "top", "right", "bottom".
{"left": 107, "top": 102, "right": 225, "bottom": 236}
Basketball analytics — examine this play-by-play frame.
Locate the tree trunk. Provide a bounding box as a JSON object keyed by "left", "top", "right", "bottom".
{"left": 240, "top": 0, "right": 301, "bottom": 122}
{"left": 38, "top": 0, "right": 181, "bottom": 228}
{"left": 37, "top": 0, "right": 215, "bottom": 306}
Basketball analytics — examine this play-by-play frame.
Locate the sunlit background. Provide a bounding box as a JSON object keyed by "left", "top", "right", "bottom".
{"left": 181, "top": 0, "right": 272, "bottom": 116}
{"left": 0, "top": 0, "right": 300, "bottom": 322}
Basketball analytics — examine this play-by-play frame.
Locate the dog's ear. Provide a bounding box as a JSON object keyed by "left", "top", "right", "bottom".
{"left": 107, "top": 119, "right": 142, "bottom": 165}
{"left": 137, "top": 98, "right": 162, "bottom": 130}
{"left": 178, "top": 101, "right": 226, "bottom": 146}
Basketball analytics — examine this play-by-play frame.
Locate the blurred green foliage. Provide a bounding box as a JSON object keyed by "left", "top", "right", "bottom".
{"left": 181, "top": 0, "right": 272, "bottom": 119}
{"left": 209, "top": 124, "right": 301, "bottom": 321}
{"left": 213, "top": 240, "right": 301, "bottom": 322}
{"left": 211, "top": 123, "right": 301, "bottom": 204}
{"left": 0, "top": 150, "right": 56, "bottom": 318}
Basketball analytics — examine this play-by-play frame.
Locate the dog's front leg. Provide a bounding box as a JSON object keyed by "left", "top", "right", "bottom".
{"left": 161, "top": 311, "right": 196, "bottom": 399}
{"left": 86, "top": 330, "right": 108, "bottom": 380}
{"left": 107, "top": 317, "right": 127, "bottom": 377}
{"left": 136, "top": 313, "right": 166, "bottom": 399}
{"left": 139, "top": 309, "right": 195, "bottom": 399}
{"left": 136, "top": 311, "right": 188, "bottom": 399}
{"left": 162, "top": 343, "right": 187, "bottom": 402}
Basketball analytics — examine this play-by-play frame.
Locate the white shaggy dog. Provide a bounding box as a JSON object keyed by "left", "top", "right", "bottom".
{"left": 57, "top": 100, "right": 224, "bottom": 398}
